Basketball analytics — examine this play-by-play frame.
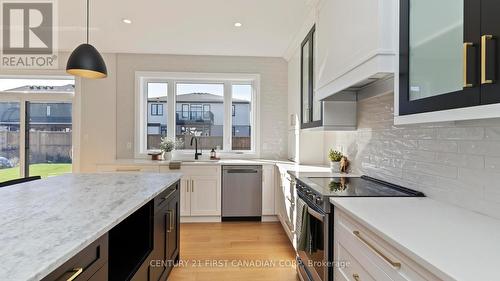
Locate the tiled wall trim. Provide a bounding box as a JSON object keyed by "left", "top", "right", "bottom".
{"left": 323, "top": 92, "right": 500, "bottom": 219}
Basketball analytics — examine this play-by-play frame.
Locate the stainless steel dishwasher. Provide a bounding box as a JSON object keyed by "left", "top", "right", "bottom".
{"left": 222, "top": 165, "right": 262, "bottom": 221}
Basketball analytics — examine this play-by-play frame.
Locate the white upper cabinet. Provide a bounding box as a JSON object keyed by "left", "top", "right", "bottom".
{"left": 315, "top": 0, "right": 397, "bottom": 100}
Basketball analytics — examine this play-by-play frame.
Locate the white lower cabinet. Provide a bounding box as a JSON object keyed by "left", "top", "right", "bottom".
{"left": 262, "top": 165, "right": 276, "bottom": 216}
{"left": 189, "top": 176, "right": 220, "bottom": 216}
{"left": 275, "top": 166, "right": 296, "bottom": 248}
{"left": 334, "top": 209, "right": 442, "bottom": 281}
{"left": 96, "top": 164, "right": 160, "bottom": 173}
{"left": 161, "top": 166, "right": 221, "bottom": 219}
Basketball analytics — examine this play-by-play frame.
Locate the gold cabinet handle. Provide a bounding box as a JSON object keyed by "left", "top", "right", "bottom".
{"left": 353, "top": 273, "right": 361, "bottom": 281}
{"left": 166, "top": 210, "right": 174, "bottom": 232}
{"left": 481, "top": 35, "right": 494, "bottom": 84}
{"left": 463, "top": 42, "right": 473, "bottom": 87}
{"left": 353, "top": 230, "right": 401, "bottom": 269}
{"left": 186, "top": 179, "right": 190, "bottom": 193}
{"left": 66, "top": 267, "right": 83, "bottom": 281}
{"left": 191, "top": 180, "right": 194, "bottom": 192}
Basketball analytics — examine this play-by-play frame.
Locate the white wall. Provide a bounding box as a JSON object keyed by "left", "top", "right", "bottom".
{"left": 317, "top": 92, "right": 500, "bottom": 219}
{"left": 78, "top": 54, "right": 117, "bottom": 172}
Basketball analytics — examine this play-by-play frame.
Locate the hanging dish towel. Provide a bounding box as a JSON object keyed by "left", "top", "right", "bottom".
{"left": 296, "top": 197, "right": 309, "bottom": 251}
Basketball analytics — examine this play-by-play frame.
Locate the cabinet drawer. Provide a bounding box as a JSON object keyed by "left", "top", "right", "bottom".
{"left": 160, "top": 165, "right": 220, "bottom": 176}
{"left": 154, "top": 181, "right": 179, "bottom": 211}
{"left": 41, "top": 234, "right": 108, "bottom": 281}
{"left": 336, "top": 241, "right": 378, "bottom": 281}
{"left": 336, "top": 210, "right": 441, "bottom": 281}
{"left": 97, "top": 165, "right": 160, "bottom": 173}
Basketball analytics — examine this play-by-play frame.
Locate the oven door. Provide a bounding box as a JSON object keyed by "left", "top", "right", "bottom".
{"left": 297, "top": 201, "right": 328, "bottom": 281}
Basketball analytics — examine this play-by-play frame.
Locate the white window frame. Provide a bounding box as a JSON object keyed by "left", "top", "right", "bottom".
{"left": 0, "top": 73, "right": 78, "bottom": 176}
{"left": 135, "top": 71, "right": 260, "bottom": 159}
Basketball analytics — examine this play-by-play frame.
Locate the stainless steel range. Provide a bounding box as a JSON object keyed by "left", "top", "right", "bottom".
{"left": 290, "top": 173, "right": 424, "bottom": 281}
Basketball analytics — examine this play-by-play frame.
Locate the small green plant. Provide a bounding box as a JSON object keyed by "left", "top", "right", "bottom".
{"left": 328, "top": 149, "right": 343, "bottom": 162}
{"left": 159, "top": 137, "right": 182, "bottom": 152}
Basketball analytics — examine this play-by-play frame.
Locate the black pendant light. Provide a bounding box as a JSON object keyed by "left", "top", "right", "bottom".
{"left": 66, "top": 0, "right": 107, "bottom": 79}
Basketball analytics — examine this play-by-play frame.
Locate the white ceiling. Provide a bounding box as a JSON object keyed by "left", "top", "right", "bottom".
{"left": 57, "top": 0, "right": 311, "bottom": 57}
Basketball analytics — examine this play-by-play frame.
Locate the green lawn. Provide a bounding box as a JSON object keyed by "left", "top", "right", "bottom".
{"left": 0, "top": 163, "right": 72, "bottom": 183}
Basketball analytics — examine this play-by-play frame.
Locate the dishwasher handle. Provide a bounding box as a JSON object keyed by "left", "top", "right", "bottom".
{"left": 225, "top": 169, "right": 259, "bottom": 174}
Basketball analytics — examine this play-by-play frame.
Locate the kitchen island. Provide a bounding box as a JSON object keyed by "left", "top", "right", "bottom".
{"left": 0, "top": 173, "right": 182, "bottom": 281}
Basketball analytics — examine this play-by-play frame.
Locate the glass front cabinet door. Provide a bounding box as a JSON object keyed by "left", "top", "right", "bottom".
{"left": 400, "top": 0, "right": 500, "bottom": 115}
{"left": 301, "top": 26, "right": 322, "bottom": 128}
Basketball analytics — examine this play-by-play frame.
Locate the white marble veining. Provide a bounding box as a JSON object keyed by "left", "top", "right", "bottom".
{"left": 0, "top": 173, "right": 182, "bottom": 281}
{"left": 330, "top": 197, "right": 500, "bottom": 281}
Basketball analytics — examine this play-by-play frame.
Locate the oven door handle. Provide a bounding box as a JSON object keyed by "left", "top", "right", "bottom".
{"left": 307, "top": 206, "right": 325, "bottom": 222}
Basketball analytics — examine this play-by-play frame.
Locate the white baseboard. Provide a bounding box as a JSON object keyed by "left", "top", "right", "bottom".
{"left": 180, "top": 216, "right": 221, "bottom": 223}
{"left": 262, "top": 215, "right": 279, "bottom": 222}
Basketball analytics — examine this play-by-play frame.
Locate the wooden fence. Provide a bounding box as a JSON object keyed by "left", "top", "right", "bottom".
{"left": 0, "top": 131, "right": 72, "bottom": 163}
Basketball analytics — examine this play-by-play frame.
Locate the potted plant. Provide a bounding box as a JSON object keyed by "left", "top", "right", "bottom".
{"left": 328, "top": 149, "right": 343, "bottom": 172}
{"left": 159, "top": 137, "right": 177, "bottom": 161}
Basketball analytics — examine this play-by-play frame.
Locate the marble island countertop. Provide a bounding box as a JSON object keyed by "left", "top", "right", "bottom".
{"left": 0, "top": 173, "right": 182, "bottom": 281}
{"left": 330, "top": 197, "right": 500, "bottom": 281}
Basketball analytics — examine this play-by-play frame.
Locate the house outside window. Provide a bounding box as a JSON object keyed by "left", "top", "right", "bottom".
{"left": 146, "top": 82, "right": 168, "bottom": 150}
{"left": 136, "top": 72, "right": 259, "bottom": 157}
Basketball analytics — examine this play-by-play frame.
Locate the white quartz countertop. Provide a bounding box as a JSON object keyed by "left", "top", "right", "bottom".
{"left": 0, "top": 173, "right": 182, "bottom": 281}
{"left": 330, "top": 197, "right": 500, "bottom": 281}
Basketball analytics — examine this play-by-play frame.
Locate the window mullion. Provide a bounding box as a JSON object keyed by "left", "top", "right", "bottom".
{"left": 223, "top": 81, "right": 232, "bottom": 152}
{"left": 167, "top": 80, "right": 176, "bottom": 140}
{"left": 19, "top": 100, "right": 26, "bottom": 178}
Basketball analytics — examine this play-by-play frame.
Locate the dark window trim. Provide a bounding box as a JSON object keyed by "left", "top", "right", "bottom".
{"left": 232, "top": 105, "right": 235, "bottom": 116}
{"left": 300, "top": 25, "right": 322, "bottom": 129}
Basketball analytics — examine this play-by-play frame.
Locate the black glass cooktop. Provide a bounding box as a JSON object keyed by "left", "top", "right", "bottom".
{"left": 302, "top": 176, "right": 424, "bottom": 197}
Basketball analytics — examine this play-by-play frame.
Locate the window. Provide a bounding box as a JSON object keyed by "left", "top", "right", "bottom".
{"left": 0, "top": 78, "right": 74, "bottom": 183}
{"left": 146, "top": 82, "right": 168, "bottom": 150}
{"left": 151, "top": 104, "right": 163, "bottom": 116}
{"left": 232, "top": 85, "right": 252, "bottom": 150}
{"left": 0, "top": 102, "right": 20, "bottom": 182}
{"left": 136, "top": 72, "right": 259, "bottom": 156}
{"left": 176, "top": 83, "right": 224, "bottom": 150}
{"left": 181, "top": 104, "right": 189, "bottom": 118}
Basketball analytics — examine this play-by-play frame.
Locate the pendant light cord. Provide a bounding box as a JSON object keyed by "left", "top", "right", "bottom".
{"left": 86, "top": 0, "right": 89, "bottom": 43}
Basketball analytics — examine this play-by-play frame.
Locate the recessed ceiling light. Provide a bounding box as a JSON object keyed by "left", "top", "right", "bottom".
{"left": 122, "top": 18, "right": 132, "bottom": 24}
{"left": 234, "top": 22, "right": 242, "bottom": 27}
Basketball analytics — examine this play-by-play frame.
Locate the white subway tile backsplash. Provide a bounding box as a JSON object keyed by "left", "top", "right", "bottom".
{"left": 458, "top": 141, "right": 500, "bottom": 156}
{"left": 321, "top": 92, "right": 500, "bottom": 219}
{"left": 437, "top": 127, "right": 484, "bottom": 140}
{"left": 402, "top": 160, "right": 458, "bottom": 178}
{"left": 418, "top": 140, "right": 458, "bottom": 153}
{"left": 484, "top": 127, "right": 500, "bottom": 140}
{"left": 435, "top": 152, "right": 484, "bottom": 168}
